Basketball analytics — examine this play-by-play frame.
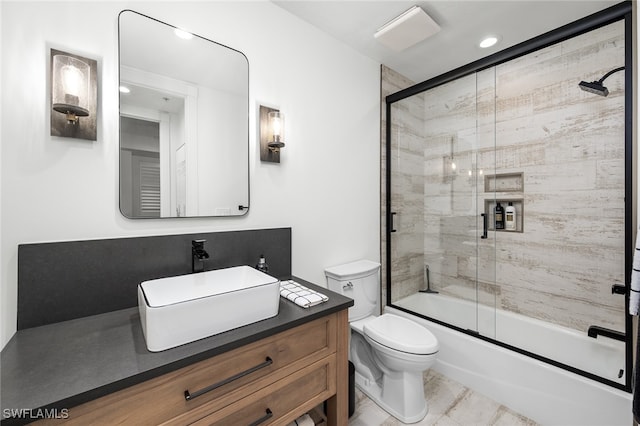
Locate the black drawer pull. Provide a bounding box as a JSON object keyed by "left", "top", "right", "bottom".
{"left": 248, "top": 408, "right": 273, "bottom": 426}
{"left": 184, "top": 357, "right": 273, "bottom": 401}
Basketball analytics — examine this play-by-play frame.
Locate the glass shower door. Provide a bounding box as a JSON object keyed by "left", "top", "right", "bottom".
{"left": 474, "top": 68, "right": 498, "bottom": 339}
{"left": 389, "top": 72, "right": 497, "bottom": 334}
{"left": 387, "top": 15, "right": 629, "bottom": 391}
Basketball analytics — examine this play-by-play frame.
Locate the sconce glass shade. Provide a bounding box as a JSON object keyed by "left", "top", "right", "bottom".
{"left": 52, "top": 54, "right": 90, "bottom": 123}
{"left": 268, "top": 111, "right": 285, "bottom": 149}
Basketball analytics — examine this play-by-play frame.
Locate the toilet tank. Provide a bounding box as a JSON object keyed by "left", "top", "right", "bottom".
{"left": 325, "top": 260, "right": 381, "bottom": 321}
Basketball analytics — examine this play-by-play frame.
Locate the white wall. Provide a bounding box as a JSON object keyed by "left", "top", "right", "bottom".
{"left": 197, "top": 86, "right": 247, "bottom": 214}
{"left": 0, "top": 1, "right": 380, "bottom": 349}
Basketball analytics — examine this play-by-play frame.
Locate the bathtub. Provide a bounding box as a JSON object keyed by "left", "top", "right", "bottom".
{"left": 388, "top": 293, "right": 632, "bottom": 425}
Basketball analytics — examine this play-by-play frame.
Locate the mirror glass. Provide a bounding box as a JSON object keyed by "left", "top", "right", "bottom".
{"left": 118, "top": 10, "right": 249, "bottom": 218}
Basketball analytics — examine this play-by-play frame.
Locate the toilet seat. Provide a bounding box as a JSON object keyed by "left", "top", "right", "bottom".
{"left": 363, "top": 314, "right": 438, "bottom": 355}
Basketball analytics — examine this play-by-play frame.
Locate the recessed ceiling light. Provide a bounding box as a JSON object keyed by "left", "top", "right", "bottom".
{"left": 119, "top": 85, "right": 130, "bottom": 94}
{"left": 174, "top": 28, "right": 193, "bottom": 40}
{"left": 479, "top": 36, "right": 499, "bottom": 48}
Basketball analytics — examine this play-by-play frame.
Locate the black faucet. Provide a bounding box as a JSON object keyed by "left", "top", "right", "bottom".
{"left": 191, "top": 239, "right": 210, "bottom": 273}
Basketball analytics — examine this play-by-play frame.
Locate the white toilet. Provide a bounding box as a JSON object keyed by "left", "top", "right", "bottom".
{"left": 325, "top": 260, "right": 439, "bottom": 424}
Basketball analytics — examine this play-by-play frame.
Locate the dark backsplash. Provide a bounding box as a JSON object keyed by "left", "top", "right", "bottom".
{"left": 17, "top": 228, "right": 292, "bottom": 330}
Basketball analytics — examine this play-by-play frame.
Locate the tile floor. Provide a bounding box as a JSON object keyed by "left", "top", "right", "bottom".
{"left": 348, "top": 370, "right": 538, "bottom": 426}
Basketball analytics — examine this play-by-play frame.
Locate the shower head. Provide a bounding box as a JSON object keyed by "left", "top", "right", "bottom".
{"left": 578, "top": 66, "right": 624, "bottom": 97}
{"left": 578, "top": 80, "right": 609, "bottom": 97}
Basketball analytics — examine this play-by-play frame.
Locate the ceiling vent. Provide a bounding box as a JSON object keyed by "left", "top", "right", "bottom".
{"left": 374, "top": 6, "right": 440, "bottom": 52}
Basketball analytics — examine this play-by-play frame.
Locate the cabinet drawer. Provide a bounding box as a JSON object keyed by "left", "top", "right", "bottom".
{"left": 43, "top": 315, "right": 336, "bottom": 425}
{"left": 189, "top": 356, "right": 336, "bottom": 426}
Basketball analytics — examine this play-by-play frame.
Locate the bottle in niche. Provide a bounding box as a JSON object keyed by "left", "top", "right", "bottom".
{"left": 495, "top": 202, "right": 505, "bottom": 230}
{"left": 505, "top": 202, "right": 516, "bottom": 231}
{"left": 256, "top": 254, "right": 269, "bottom": 273}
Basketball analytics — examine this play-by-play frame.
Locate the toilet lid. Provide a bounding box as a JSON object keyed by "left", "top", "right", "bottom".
{"left": 363, "top": 314, "right": 438, "bottom": 355}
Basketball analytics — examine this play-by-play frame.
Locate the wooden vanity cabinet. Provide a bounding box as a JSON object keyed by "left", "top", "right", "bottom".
{"left": 39, "top": 310, "right": 349, "bottom": 426}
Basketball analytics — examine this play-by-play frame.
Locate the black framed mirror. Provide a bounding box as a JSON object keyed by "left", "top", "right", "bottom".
{"left": 118, "top": 10, "right": 249, "bottom": 218}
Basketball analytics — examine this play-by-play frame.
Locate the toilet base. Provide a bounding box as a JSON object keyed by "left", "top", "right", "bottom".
{"left": 353, "top": 370, "right": 428, "bottom": 424}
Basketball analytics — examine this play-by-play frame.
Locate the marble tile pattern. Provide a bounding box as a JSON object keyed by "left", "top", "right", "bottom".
{"left": 384, "top": 21, "right": 626, "bottom": 333}
{"left": 349, "top": 370, "right": 538, "bottom": 426}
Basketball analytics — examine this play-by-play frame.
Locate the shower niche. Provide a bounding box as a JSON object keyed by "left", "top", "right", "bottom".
{"left": 484, "top": 172, "right": 524, "bottom": 233}
{"left": 484, "top": 172, "right": 523, "bottom": 193}
{"left": 484, "top": 199, "right": 523, "bottom": 233}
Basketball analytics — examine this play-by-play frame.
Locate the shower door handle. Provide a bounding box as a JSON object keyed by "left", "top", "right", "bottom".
{"left": 481, "top": 213, "right": 488, "bottom": 239}
{"left": 390, "top": 212, "right": 397, "bottom": 233}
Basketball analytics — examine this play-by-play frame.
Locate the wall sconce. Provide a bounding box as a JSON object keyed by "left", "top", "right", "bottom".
{"left": 260, "top": 105, "right": 286, "bottom": 163}
{"left": 52, "top": 54, "right": 90, "bottom": 124}
{"left": 50, "top": 48, "right": 98, "bottom": 141}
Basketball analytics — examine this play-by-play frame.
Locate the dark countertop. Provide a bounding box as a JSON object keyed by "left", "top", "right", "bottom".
{"left": 1, "top": 277, "right": 352, "bottom": 424}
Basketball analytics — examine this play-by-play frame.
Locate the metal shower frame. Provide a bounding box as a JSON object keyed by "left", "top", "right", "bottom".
{"left": 385, "top": 1, "right": 633, "bottom": 392}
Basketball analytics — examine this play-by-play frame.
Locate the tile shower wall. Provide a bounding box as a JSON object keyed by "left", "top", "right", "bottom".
{"left": 385, "top": 20, "right": 625, "bottom": 333}
{"left": 488, "top": 20, "right": 625, "bottom": 332}
{"left": 381, "top": 65, "right": 422, "bottom": 307}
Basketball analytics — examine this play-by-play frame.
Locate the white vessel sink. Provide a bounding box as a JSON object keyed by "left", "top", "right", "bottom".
{"left": 138, "top": 265, "right": 280, "bottom": 352}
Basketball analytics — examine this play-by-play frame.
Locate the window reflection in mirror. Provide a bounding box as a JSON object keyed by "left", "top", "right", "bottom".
{"left": 118, "top": 10, "right": 249, "bottom": 218}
